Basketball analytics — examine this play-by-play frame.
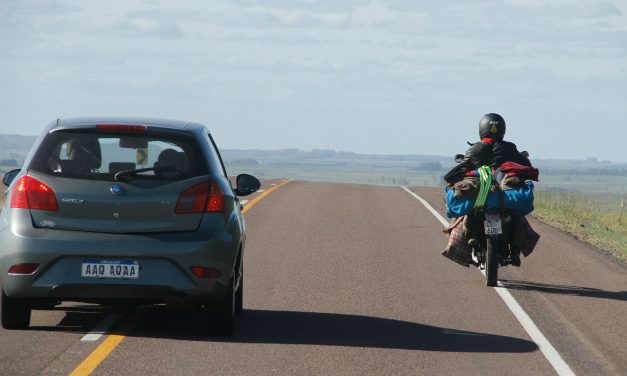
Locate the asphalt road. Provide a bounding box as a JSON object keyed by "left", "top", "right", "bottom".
{"left": 1, "top": 180, "right": 625, "bottom": 375}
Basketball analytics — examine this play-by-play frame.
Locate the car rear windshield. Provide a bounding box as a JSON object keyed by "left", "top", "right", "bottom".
{"left": 29, "top": 129, "right": 209, "bottom": 181}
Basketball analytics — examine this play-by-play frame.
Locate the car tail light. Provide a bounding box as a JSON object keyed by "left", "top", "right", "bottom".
{"left": 8, "top": 263, "right": 40, "bottom": 275}
{"left": 10, "top": 176, "right": 58, "bottom": 211}
{"left": 175, "top": 181, "right": 224, "bottom": 214}
{"left": 176, "top": 182, "right": 209, "bottom": 214}
{"left": 189, "top": 266, "right": 221, "bottom": 278}
{"left": 96, "top": 124, "right": 147, "bottom": 132}
{"left": 207, "top": 181, "right": 224, "bottom": 213}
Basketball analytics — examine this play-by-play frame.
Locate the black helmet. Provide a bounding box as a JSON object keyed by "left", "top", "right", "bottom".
{"left": 479, "top": 113, "right": 506, "bottom": 139}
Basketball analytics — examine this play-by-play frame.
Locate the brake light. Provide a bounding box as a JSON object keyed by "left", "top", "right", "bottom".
{"left": 10, "top": 176, "right": 58, "bottom": 211}
{"left": 8, "top": 263, "right": 40, "bottom": 275}
{"left": 189, "top": 266, "right": 221, "bottom": 278}
{"left": 176, "top": 182, "right": 209, "bottom": 214}
{"left": 96, "top": 124, "right": 147, "bottom": 132}
{"left": 207, "top": 181, "right": 224, "bottom": 213}
{"left": 175, "top": 181, "right": 224, "bottom": 214}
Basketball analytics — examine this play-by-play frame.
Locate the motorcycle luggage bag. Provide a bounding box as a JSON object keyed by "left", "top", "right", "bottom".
{"left": 445, "top": 181, "right": 535, "bottom": 218}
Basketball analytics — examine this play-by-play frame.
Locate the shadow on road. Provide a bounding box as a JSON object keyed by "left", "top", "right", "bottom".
{"left": 27, "top": 304, "right": 128, "bottom": 334}
{"left": 500, "top": 280, "right": 627, "bottom": 302}
{"left": 125, "top": 308, "right": 538, "bottom": 353}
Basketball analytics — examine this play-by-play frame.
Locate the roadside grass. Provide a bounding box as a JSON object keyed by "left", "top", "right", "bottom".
{"left": 538, "top": 174, "right": 627, "bottom": 194}
{"left": 533, "top": 191, "right": 627, "bottom": 262}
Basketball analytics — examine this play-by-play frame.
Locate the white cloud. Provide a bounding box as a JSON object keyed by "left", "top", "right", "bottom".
{"left": 270, "top": 9, "right": 350, "bottom": 28}
{"left": 112, "top": 18, "right": 184, "bottom": 38}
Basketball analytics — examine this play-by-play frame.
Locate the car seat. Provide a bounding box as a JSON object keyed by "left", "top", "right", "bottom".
{"left": 154, "top": 149, "right": 189, "bottom": 178}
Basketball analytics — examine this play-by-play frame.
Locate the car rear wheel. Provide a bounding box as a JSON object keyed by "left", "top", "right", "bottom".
{"left": 235, "top": 274, "right": 243, "bottom": 316}
{"left": 207, "top": 278, "right": 235, "bottom": 335}
{"left": 1, "top": 291, "right": 31, "bottom": 330}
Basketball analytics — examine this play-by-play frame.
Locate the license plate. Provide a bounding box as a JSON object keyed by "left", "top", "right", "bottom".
{"left": 81, "top": 259, "right": 139, "bottom": 279}
{"left": 484, "top": 215, "right": 502, "bottom": 235}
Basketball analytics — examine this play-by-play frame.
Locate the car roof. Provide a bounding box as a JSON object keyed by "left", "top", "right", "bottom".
{"left": 50, "top": 117, "right": 205, "bottom": 133}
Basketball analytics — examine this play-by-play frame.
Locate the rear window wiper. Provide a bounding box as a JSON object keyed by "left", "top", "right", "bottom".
{"left": 114, "top": 166, "right": 175, "bottom": 181}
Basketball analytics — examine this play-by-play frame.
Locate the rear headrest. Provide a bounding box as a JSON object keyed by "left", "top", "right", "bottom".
{"left": 68, "top": 140, "right": 101, "bottom": 169}
{"left": 154, "top": 149, "right": 189, "bottom": 178}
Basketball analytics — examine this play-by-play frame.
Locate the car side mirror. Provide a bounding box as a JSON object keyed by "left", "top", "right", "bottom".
{"left": 454, "top": 154, "right": 465, "bottom": 163}
{"left": 521, "top": 151, "right": 529, "bottom": 158}
{"left": 2, "top": 169, "right": 20, "bottom": 187}
{"left": 235, "top": 174, "right": 260, "bottom": 196}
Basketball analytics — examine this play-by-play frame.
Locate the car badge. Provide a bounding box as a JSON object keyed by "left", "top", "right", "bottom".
{"left": 110, "top": 184, "right": 124, "bottom": 195}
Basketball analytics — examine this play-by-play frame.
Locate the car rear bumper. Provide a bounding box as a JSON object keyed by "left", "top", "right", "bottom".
{"left": 0, "top": 214, "right": 240, "bottom": 303}
{"left": 51, "top": 284, "right": 178, "bottom": 300}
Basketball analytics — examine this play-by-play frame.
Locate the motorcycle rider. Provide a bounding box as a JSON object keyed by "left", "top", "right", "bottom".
{"left": 463, "top": 113, "right": 534, "bottom": 267}
{"left": 463, "top": 113, "right": 531, "bottom": 169}
{"left": 442, "top": 113, "right": 540, "bottom": 270}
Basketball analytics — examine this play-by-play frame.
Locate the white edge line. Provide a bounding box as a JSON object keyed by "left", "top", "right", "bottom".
{"left": 401, "top": 186, "right": 575, "bottom": 376}
{"left": 81, "top": 313, "right": 123, "bottom": 342}
{"left": 401, "top": 186, "right": 449, "bottom": 227}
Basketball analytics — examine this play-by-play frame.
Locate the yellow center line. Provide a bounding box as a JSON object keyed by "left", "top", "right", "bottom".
{"left": 242, "top": 179, "right": 291, "bottom": 214}
{"left": 69, "top": 311, "right": 141, "bottom": 376}
{"left": 68, "top": 179, "right": 291, "bottom": 376}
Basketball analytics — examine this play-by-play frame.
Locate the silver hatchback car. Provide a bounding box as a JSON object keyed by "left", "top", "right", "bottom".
{"left": 0, "top": 117, "right": 260, "bottom": 334}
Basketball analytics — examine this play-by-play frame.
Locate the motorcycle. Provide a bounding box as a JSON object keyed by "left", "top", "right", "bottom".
{"left": 466, "top": 205, "right": 519, "bottom": 287}
{"left": 452, "top": 154, "right": 526, "bottom": 287}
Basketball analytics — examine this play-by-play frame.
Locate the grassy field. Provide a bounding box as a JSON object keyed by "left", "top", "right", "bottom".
{"left": 533, "top": 191, "right": 627, "bottom": 262}
{"left": 536, "top": 174, "right": 627, "bottom": 194}
{"left": 533, "top": 175, "right": 627, "bottom": 262}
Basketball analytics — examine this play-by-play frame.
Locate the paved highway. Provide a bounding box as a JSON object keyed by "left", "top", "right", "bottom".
{"left": 1, "top": 180, "right": 625, "bottom": 375}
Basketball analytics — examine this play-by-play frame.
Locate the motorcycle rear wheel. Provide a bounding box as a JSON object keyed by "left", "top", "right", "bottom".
{"left": 485, "top": 237, "right": 499, "bottom": 287}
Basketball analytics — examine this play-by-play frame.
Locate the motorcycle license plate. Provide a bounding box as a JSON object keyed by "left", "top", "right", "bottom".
{"left": 484, "top": 215, "right": 502, "bottom": 235}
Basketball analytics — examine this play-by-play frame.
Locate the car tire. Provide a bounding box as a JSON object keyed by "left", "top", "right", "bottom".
{"left": 207, "top": 278, "right": 235, "bottom": 335}
{"left": 235, "top": 274, "right": 243, "bottom": 316}
{"left": 1, "top": 291, "right": 31, "bottom": 330}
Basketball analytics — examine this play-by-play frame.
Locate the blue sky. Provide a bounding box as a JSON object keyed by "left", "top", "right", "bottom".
{"left": 1, "top": 0, "right": 626, "bottom": 162}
